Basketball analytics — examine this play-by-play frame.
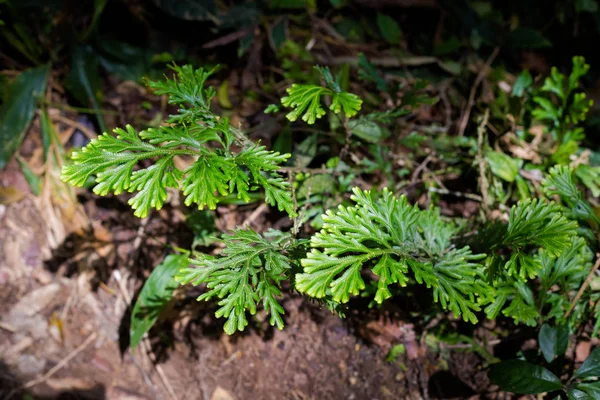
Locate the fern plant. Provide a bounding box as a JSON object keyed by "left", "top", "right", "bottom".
{"left": 60, "top": 62, "right": 599, "bottom": 338}
{"left": 61, "top": 65, "right": 295, "bottom": 218}
{"left": 296, "top": 187, "right": 491, "bottom": 324}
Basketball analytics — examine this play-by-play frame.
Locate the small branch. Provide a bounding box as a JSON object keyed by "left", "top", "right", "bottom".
{"left": 428, "top": 187, "right": 482, "bottom": 202}
{"left": 339, "top": 115, "right": 353, "bottom": 162}
{"left": 476, "top": 109, "right": 490, "bottom": 217}
{"left": 7, "top": 332, "right": 98, "bottom": 399}
{"left": 229, "top": 124, "right": 256, "bottom": 149}
{"left": 457, "top": 47, "right": 499, "bottom": 137}
{"left": 565, "top": 254, "right": 600, "bottom": 318}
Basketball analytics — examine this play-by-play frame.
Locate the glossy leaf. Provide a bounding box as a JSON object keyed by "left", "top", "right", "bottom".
{"left": 573, "top": 347, "right": 600, "bottom": 379}
{"left": 538, "top": 323, "right": 569, "bottom": 363}
{"left": 489, "top": 360, "right": 562, "bottom": 394}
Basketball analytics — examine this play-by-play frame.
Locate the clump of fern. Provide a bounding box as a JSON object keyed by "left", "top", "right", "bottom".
{"left": 61, "top": 65, "right": 295, "bottom": 218}
{"left": 61, "top": 62, "right": 600, "bottom": 337}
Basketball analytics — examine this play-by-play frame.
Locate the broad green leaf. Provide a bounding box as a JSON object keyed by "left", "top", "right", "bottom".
{"left": 297, "top": 174, "right": 335, "bottom": 198}
{"left": 68, "top": 45, "right": 107, "bottom": 133}
{"left": 0, "top": 64, "right": 50, "bottom": 168}
{"left": 376, "top": 13, "right": 402, "bottom": 45}
{"left": 130, "top": 254, "right": 189, "bottom": 348}
{"left": 348, "top": 119, "right": 387, "bottom": 143}
{"left": 512, "top": 70, "right": 533, "bottom": 97}
{"left": 574, "top": 382, "right": 600, "bottom": 398}
{"left": 567, "top": 388, "right": 593, "bottom": 400}
{"left": 506, "top": 28, "right": 551, "bottom": 49}
{"left": 489, "top": 360, "right": 562, "bottom": 394}
{"left": 486, "top": 151, "right": 520, "bottom": 182}
{"left": 538, "top": 323, "right": 569, "bottom": 363}
{"left": 573, "top": 347, "right": 600, "bottom": 379}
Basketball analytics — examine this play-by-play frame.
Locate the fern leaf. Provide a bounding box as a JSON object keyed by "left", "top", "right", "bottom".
{"left": 297, "top": 187, "right": 490, "bottom": 322}
{"left": 281, "top": 77, "right": 362, "bottom": 125}
{"left": 503, "top": 198, "right": 578, "bottom": 258}
{"left": 175, "top": 229, "right": 291, "bottom": 334}
{"left": 543, "top": 165, "right": 599, "bottom": 225}
{"left": 62, "top": 65, "right": 296, "bottom": 218}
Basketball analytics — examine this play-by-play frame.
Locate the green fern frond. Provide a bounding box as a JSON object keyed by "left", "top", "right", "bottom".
{"left": 175, "top": 229, "right": 292, "bottom": 334}
{"left": 296, "top": 187, "right": 490, "bottom": 323}
{"left": 147, "top": 64, "right": 217, "bottom": 110}
{"left": 281, "top": 73, "right": 362, "bottom": 125}
{"left": 502, "top": 198, "right": 578, "bottom": 258}
{"left": 61, "top": 66, "right": 295, "bottom": 218}
{"left": 543, "top": 165, "right": 599, "bottom": 225}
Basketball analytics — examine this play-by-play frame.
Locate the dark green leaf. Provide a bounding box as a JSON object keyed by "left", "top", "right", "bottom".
{"left": 512, "top": 70, "right": 533, "bottom": 97}
{"left": 574, "top": 382, "right": 600, "bottom": 398}
{"left": 574, "top": 347, "right": 600, "bottom": 379}
{"left": 0, "top": 64, "right": 50, "bottom": 169}
{"left": 486, "top": 151, "right": 520, "bottom": 182}
{"left": 539, "top": 323, "right": 569, "bottom": 363}
{"left": 376, "top": 13, "right": 402, "bottom": 45}
{"left": 68, "top": 46, "right": 107, "bottom": 133}
{"left": 348, "top": 119, "right": 388, "bottom": 143}
{"left": 506, "top": 28, "right": 551, "bottom": 49}
{"left": 567, "top": 388, "right": 593, "bottom": 400}
{"left": 130, "top": 254, "right": 189, "bottom": 349}
{"left": 489, "top": 360, "right": 562, "bottom": 394}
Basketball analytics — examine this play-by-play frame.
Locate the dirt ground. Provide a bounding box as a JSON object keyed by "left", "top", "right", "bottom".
{"left": 0, "top": 159, "right": 496, "bottom": 400}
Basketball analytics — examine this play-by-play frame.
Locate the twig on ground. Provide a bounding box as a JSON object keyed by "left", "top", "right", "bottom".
{"left": 7, "top": 332, "right": 98, "bottom": 399}
{"left": 566, "top": 254, "right": 600, "bottom": 318}
{"left": 457, "top": 47, "right": 499, "bottom": 137}
{"left": 0, "top": 322, "right": 16, "bottom": 332}
{"left": 293, "top": 185, "right": 311, "bottom": 237}
{"left": 476, "top": 109, "right": 491, "bottom": 217}
{"left": 51, "top": 114, "right": 97, "bottom": 140}
{"left": 241, "top": 203, "right": 269, "bottom": 228}
{"left": 410, "top": 154, "right": 434, "bottom": 185}
{"left": 128, "top": 217, "right": 150, "bottom": 269}
{"left": 428, "top": 187, "right": 482, "bottom": 202}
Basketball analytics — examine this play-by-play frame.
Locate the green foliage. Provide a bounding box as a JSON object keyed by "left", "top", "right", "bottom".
{"left": 532, "top": 56, "right": 592, "bottom": 157}
{"left": 538, "top": 323, "right": 569, "bottom": 363}
{"left": 281, "top": 66, "right": 362, "bottom": 124}
{"left": 490, "top": 339, "right": 600, "bottom": 397}
{"left": 62, "top": 65, "right": 295, "bottom": 218}
{"left": 296, "top": 187, "right": 490, "bottom": 323}
{"left": 0, "top": 64, "right": 50, "bottom": 169}
{"left": 489, "top": 359, "right": 562, "bottom": 394}
{"left": 543, "top": 165, "right": 599, "bottom": 228}
{"left": 130, "top": 253, "right": 189, "bottom": 349}
{"left": 175, "top": 229, "right": 292, "bottom": 334}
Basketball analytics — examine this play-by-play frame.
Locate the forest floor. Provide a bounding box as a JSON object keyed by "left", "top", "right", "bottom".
{"left": 0, "top": 171, "right": 495, "bottom": 400}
